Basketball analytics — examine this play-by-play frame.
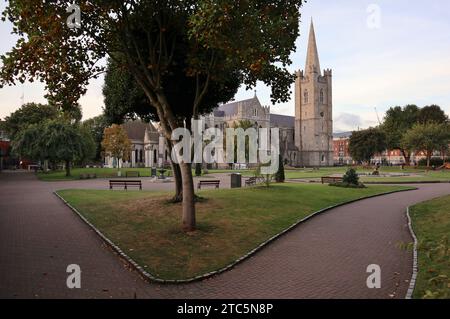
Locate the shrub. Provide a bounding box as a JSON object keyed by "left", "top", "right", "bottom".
{"left": 418, "top": 158, "right": 448, "bottom": 167}
{"left": 343, "top": 168, "right": 360, "bottom": 185}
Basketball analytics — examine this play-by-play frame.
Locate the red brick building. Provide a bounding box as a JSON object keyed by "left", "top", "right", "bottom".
{"left": 333, "top": 132, "right": 353, "bottom": 165}
{"left": 333, "top": 132, "right": 448, "bottom": 165}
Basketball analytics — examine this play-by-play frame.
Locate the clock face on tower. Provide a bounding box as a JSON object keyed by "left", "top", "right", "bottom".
{"left": 320, "top": 112, "right": 325, "bottom": 118}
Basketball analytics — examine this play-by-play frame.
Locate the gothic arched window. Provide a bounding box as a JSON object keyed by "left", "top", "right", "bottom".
{"left": 304, "top": 90, "right": 309, "bottom": 103}
{"left": 320, "top": 89, "right": 324, "bottom": 104}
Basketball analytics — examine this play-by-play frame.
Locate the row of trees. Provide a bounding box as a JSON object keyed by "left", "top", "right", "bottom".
{"left": 349, "top": 105, "right": 450, "bottom": 167}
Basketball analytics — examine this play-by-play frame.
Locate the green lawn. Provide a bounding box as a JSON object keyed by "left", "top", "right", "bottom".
{"left": 58, "top": 183, "right": 411, "bottom": 281}
{"left": 360, "top": 170, "right": 450, "bottom": 183}
{"left": 207, "top": 167, "right": 450, "bottom": 182}
{"left": 410, "top": 195, "right": 450, "bottom": 299}
{"left": 39, "top": 166, "right": 450, "bottom": 183}
{"left": 37, "top": 167, "right": 176, "bottom": 181}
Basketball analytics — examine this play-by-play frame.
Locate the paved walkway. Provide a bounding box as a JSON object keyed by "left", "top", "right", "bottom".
{"left": 0, "top": 171, "right": 449, "bottom": 299}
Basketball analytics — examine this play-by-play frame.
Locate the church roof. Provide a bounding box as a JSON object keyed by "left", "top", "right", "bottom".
{"left": 270, "top": 114, "right": 295, "bottom": 128}
{"left": 122, "top": 120, "right": 157, "bottom": 141}
{"left": 217, "top": 96, "right": 261, "bottom": 116}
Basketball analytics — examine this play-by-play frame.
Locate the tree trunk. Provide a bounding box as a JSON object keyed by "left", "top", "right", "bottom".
{"left": 171, "top": 162, "right": 183, "bottom": 203}
{"left": 65, "top": 160, "right": 71, "bottom": 177}
{"left": 427, "top": 151, "right": 432, "bottom": 168}
{"left": 401, "top": 149, "right": 411, "bottom": 166}
{"left": 179, "top": 162, "right": 196, "bottom": 232}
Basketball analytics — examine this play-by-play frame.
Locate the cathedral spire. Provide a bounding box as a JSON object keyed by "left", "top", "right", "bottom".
{"left": 305, "top": 19, "right": 321, "bottom": 75}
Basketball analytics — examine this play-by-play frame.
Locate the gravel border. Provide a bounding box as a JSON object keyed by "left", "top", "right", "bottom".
{"left": 54, "top": 187, "right": 417, "bottom": 285}
{"left": 405, "top": 206, "right": 419, "bottom": 299}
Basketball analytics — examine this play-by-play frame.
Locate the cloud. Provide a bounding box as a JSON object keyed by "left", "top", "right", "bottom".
{"left": 334, "top": 113, "right": 363, "bottom": 132}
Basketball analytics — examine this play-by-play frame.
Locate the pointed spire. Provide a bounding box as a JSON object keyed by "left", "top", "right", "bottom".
{"left": 305, "top": 19, "right": 321, "bottom": 75}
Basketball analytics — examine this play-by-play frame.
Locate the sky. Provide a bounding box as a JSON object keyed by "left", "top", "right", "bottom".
{"left": 0, "top": 0, "right": 449, "bottom": 132}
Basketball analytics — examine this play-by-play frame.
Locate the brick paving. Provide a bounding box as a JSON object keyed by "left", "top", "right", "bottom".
{"left": 0, "top": 171, "right": 449, "bottom": 299}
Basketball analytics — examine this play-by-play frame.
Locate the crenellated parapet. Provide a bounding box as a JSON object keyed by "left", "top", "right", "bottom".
{"left": 323, "top": 69, "right": 332, "bottom": 77}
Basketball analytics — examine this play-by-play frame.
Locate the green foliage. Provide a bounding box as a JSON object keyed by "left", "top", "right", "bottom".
{"left": 381, "top": 105, "right": 420, "bottom": 151}
{"left": 349, "top": 128, "right": 387, "bottom": 163}
{"left": 2, "top": 103, "right": 60, "bottom": 141}
{"left": 342, "top": 168, "right": 360, "bottom": 186}
{"left": 275, "top": 155, "right": 285, "bottom": 183}
{"left": 103, "top": 59, "right": 158, "bottom": 125}
{"left": 418, "top": 105, "right": 449, "bottom": 125}
{"left": 13, "top": 119, "right": 93, "bottom": 176}
{"left": 82, "top": 115, "right": 109, "bottom": 161}
{"left": 402, "top": 123, "right": 450, "bottom": 167}
{"left": 418, "top": 158, "right": 449, "bottom": 167}
{"left": 381, "top": 104, "right": 448, "bottom": 165}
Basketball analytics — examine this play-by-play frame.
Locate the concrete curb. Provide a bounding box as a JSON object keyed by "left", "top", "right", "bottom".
{"left": 55, "top": 187, "right": 417, "bottom": 285}
{"left": 405, "top": 206, "right": 419, "bottom": 299}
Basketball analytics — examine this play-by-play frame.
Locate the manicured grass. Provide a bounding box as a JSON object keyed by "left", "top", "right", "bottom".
{"left": 38, "top": 168, "right": 155, "bottom": 181}
{"left": 58, "top": 184, "right": 412, "bottom": 281}
{"left": 410, "top": 195, "right": 450, "bottom": 299}
{"left": 40, "top": 166, "right": 450, "bottom": 182}
{"left": 361, "top": 171, "right": 450, "bottom": 183}
{"left": 208, "top": 167, "right": 450, "bottom": 182}
{"left": 37, "top": 167, "right": 178, "bottom": 181}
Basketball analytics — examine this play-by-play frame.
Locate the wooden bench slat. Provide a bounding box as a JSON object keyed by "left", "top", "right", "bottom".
{"left": 109, "top": 180, "right": 142, "bottom": 190}
{"left": 197, "top": 180, "right": 220, "bottom": 190}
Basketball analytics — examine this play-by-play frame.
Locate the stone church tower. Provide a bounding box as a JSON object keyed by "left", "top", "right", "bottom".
{"left": 295, "top": 20, "right": 334, "bottom": 166}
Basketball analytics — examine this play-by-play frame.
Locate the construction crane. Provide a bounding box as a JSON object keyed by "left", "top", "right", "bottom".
{"left": 374, "top": 107, "right": 382, "bottom": 125}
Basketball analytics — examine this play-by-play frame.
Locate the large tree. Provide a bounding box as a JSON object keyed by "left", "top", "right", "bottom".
{"left": 349, "top": 128, "right": 387, "bottom": 164}
{"left": 418, "top": 105, "right": 449, "bottom": 125}
{"left": 1, "top": 0, "right": 304, "bottom": 231}
{"left": 101, "top": 124, "right": 132, "bottom": 174}
{"left": 2, "top": 103, "right": 60, "bottom": 141}
{"left": 13, "top": 120, "right": 93, "bottom": 176}
{"left": 102, "top": 57, "right": 240, "bottom": 202}
{"left": 402, "top": 123, "right": 450, "bottom": 168}
{"left": 381, "top": 105, "right": 419, "bottom": 166}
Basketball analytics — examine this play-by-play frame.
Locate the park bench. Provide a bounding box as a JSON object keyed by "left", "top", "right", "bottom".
{"left": 126, "top": 171, "right": 140, "bottom": 178}
{"left": 245, "top": 177, "right": 257, "bottom": 186}
{"left": 109, "top": 180, "right": 142, "bottom": 190}
{"left": 80, "top": 173, "right": 97, "bottom": 180}
{"left": 321, "top": 176, "right": 343, "bottom": 184}
{"left": 197, "top": 180, "right": 220, "bottom": 190}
